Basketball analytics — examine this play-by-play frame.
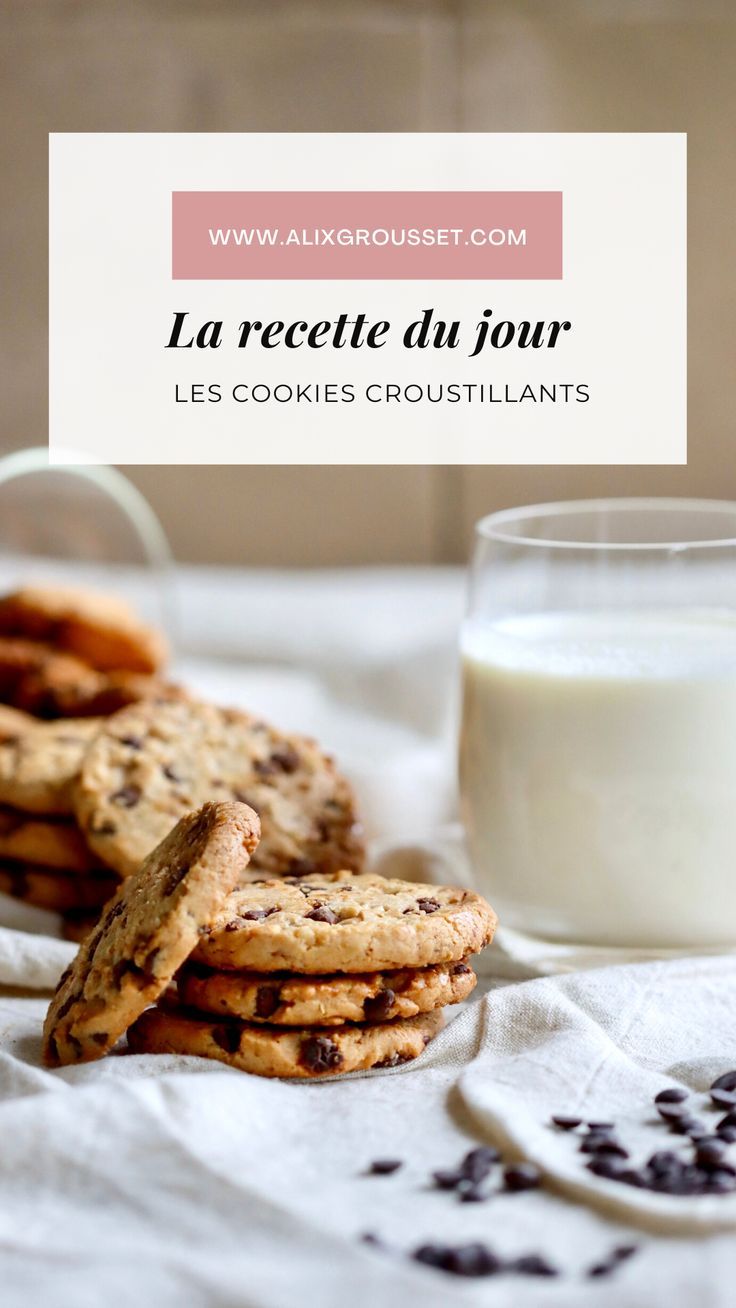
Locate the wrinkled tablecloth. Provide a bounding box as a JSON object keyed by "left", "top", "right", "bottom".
{"left": 1, "top": 565, "right": 735, "bottom": 1308}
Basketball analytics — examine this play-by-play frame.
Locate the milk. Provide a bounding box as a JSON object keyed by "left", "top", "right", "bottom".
{"left": 459, "top": 609, "right": 736, "bottom": 948}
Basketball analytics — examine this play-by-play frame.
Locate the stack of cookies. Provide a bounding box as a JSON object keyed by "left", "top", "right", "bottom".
{"left": 0, "top": 584, "right": 173, "bottom": 934}
{"left": 43, "top": 802, "right": 497, "bottom": 1079}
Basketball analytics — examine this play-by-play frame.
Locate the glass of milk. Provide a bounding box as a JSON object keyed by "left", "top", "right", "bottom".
{"left": 459, "top": 499, "right": 736, "bottom": 951}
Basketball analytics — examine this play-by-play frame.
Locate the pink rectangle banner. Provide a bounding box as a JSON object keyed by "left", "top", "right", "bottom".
{"left": 172, "top": 191, "right": 562, "bottom": 280}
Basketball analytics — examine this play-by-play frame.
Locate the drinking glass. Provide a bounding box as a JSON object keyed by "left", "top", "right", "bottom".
{"left": 459, "top": 499, "right": 736, "bottom": 951}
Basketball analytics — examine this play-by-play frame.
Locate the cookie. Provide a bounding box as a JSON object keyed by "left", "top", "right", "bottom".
{"left": 42, "top": 800, "right": 260, "bottom": 1066}
{"left": 0, "top": 584, "right": 167, "bottom": 674}
{"left": 0, "top": 713, "right": 101, "bottom": 814}
{"left": 0, "top": 635, "right": 176, "bottom": 719}
{"left": 193, "top": 872, "right": 497, "bottom": 973}
{"left": 75, "top": 698, "right": 363, "bottom": 880}
{"left": 0, "top": 806, "right": 100, "bottom": 871}
{"left": 178, "top": 958, "right": 476, "bottom": 1025}
{"left": 127, "top": 1005, "right": 443, "bottom": 1078}
{"left": 0, "top": 862, "right": 118, "bottom": 913}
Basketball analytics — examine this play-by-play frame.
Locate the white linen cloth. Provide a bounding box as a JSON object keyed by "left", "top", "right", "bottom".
{"left": 1, "top": 565, "right": 736, "bottom": 1307}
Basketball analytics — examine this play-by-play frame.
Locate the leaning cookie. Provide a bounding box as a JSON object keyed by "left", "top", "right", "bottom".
{"left": 178, "top": 958, "right": 476, "bottom": 1025}
{"left": 42, "top": 800, "right": 260, "bottom": 1066}
{"left": 75, "top": 697, "right": 363, "bottom": 879}
{"left": 193, "top": 872, "right": 497, "bottom": 973}
{"left": 128, "top": 1006, "right": 443, "bottom": 1077}
{"left": 0, "top": 584, "right": 167, "bottom": 674}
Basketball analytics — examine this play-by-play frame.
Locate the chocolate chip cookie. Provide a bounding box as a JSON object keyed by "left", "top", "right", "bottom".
{"left": 127, "top": 1005, "right": 443, "bottom": 1077}
{"left": 0, "top": 584, "right": 167, "bottom": 674}
{"left": 193, "top": 872, "right": 497, "bottom": 973}
{"left": 0, "top": 635, "right": 175, "bottom": 719}
{"left": 0, "top": 713, "right": 101, "bottom": 814}
{"left": 0, "top": 806, "right": 100, "bottom": 872}
{"left": 0, "top": 862, "right": 117, "bottom": 913}
{"left": 75, "top": 698, "right": 363, "bottom": 879}
{"left": 43, "top": 800, "right": 260, "bottom": 1066}
{"left": 177, "top": 958, "right": 476, "bottom": 1025}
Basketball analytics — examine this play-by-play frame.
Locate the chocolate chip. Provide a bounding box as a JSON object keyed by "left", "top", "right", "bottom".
{"left": 360, "top": 1233, "right": 383, "bottom": 1247}
{"left": 613, "top": 1245, "right": 639, "bottom": 1262}
{"left": 110, "top": 784, "right": 141, "bottom": 808}
{"left": 300, "top": 1035, "right": 343, "bottom": 1074}
{"left": 270, "top": 747, "right": 300, "bottom": 774}
{"left": 588, "top": 1260, "right": 617, "bottom": 1278}
{"left": 711, "top": 1088, "right": 736, "bottom": 1109}
{"left": 460, "top": 1146, "right": 500, "bottom": 1183}
{"left": 54, "top": 992, "right": 77, "bottom": 1022}
{"left": 304, "top": 905, "right": 337, "bottom": 924}
{"left": 711, "top": 1070, "right": 736, "bottom": 1093}
{"left": 587, "top": 1156, "right": 628, "bottom": 1179}
{"left": 255, "top": 985, "right": 281, "bottom": 1019}
{"left": 91, "top": 1032, "right": 108, "bottom": 1046}
{"left": 452, "top": 962, "right": 471, "bottom": 974}
{"left": 112, "top": 959, "right": 151, "bottom": 990}
{"left": 374, "top": 1052, "right": 411, "bottom": 1069}
{"left": 718, "top": 1111, "right": 736, "bottom": 1130}
{"left": 551, "top": 1115, "right": 582, "bottom": 1130}
{"left": 503, "top": 1163, "right": 541, "bottom": 1192}
{"left": 696, "top": 1140, "right": 728, "bottom": 1170}
{"left": 241, "top": 907, "right": 278, "bottom": 922}
{"left": 162, "top": 861, "right": 189, "bottom": 896}
{"left": 368, "top": 1159, "right": 402, "bottom": 1175}
{"left": 432, "top": 1169, "right": 463, "bottom": 1191}
{"left": 416, "top": 897, "right": 440, "bottom": 914}
{"left": 717, "top": 1125, "right": 736, "bottom": 1143}
{"left": 511, "top": 1254, "right": 558, "bottom": 1277}
{"left": 212, "top": 1024, "right": 241, "bottom": 1054}
{"left": 162, "top": 764, "right": 181, "bottom": 783}
{"left": 655, "top": 1088, "right": 688, "bottom": 1104}
{"left": 458, "top": 1183, "right": 487, "bottom": 1203}
{"left": 413, "top": 1243, "right": 500, "bottom": 1278}
{"left": 669, "top": 1115, "right": 705, "bottom": 1136}
{"left": 657, "top": 1102, "right": 689, "bottom": 1122}
{"left": 363, "top": 990, "right": 395, "bottom": 1023}
{"left": 587, "top": 1121, "right": 614, "bottom": 1131}
{"left": 119, "top": 736, "right": 143, "bottom": 750}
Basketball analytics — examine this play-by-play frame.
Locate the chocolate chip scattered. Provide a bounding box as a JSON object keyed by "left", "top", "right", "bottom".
{"left": 587, "top": 1156, "right": 629, "bottom": 1179}
{"left": 588, "top": 1121, "right": 614, "bottom": 1131}
{"left": 119, "top": 736, "right": 143, "bottom": 750}
{"left": 413, "top": 1243, "right": 500, "bottom": 1278}
{"left": 452, "top": 962, "right": 471, "bottom": 975}
{"left": 240, "top": 907, "right": 278, "bottom": 922}
{"left": 270, "top": 747, "right": 300, "bottom": 773}
{"left": 503, "top": 1163, "right": 542, "bottom": 1192}
{"left": 162, "top": 764, "right": 181, "bottom": 783}
{"left": 511, "top": 1254, "right": 558, "bottom": 1277}
{"left": 552, "top": 1115, "right": 582, "bottom": 1130}
{"left": 304, "top": 905, "right": 338, "bottom": 924}
{"left": 363, "top": 990, "right": 395, "bottom": 1022}
{"left": 711, "top": 1070, "right": 736, "bottom": 1093}
{"left": 717, "top": 1125, "right": 736, "bottom": 1143}
{"left": 212, "top": 1024, "right": 241, "bottom": 1054}
{"left": 654, "top": 1088, "right": 688, "bottom": 1104}
{"left": 460, "top": 1146, "right": 500, "bottom": 1182}
{"left": 91, "top": 1032, "right": 109, "bottom": 1046}
{"left": 110, "top": 784, "right": 141, "bottom": 808}
{"left": 711, "top": 1089, "right": 736, "bottom": 1109}
{"left": 360, "top": 1232, "right": 383, "bottom": 1247}
{"left": 669, "top": 1115, "right": 705, "bottom": 1136}
{"left": 432, "top": 1169, "right": 462, "bottom": 1191}
{"left": 255, "top": 985, "right": 281, "bottom": 1019}
{"left": 300, "top": 1035, "right": 343, "bottom": 1073}
{"left": 696, "top": 1140, "right": 728, "bottom": 1170}
{"left": 368, "top": 1159, "right": 402, "bottom": 1175}
{"left": 656, "top": 1102, "right": 690, "bottom": 1122}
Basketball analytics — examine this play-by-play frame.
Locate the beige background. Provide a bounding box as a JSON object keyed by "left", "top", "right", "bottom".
{"left": 2, "top": 0, "right": 734, "bottom": 565}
